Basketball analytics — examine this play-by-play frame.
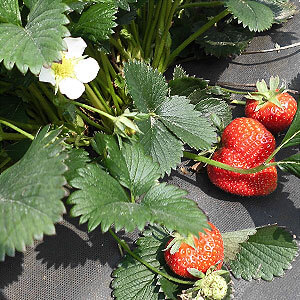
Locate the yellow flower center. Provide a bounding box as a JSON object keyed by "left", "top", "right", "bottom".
{"left": 51, "top": 55, "right": 76, "bottom": 80}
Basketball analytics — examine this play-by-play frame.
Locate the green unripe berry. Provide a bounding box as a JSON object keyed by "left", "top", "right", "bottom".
{"left": 200, "top": 273, "right": 227, "bottom": 300}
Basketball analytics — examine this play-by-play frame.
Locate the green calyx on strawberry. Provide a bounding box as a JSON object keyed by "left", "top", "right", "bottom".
{"left": 164, "top": 222, "right": 224, "bottom": 279}
{"left": 179, "top": 267, "right": 230, "bottom": 300}
{"left": 246, "top": 76, "right": 285, "bottom": 111}
{"left": 207, "top": 117, "right": 277, "bottom": 196}
{"left": 245, "top": 76, "right": 297, "bottom": 133}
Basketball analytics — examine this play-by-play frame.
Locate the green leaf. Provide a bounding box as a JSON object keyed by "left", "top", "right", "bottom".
{"left": 157, "top": 95, "right": 217, "bottom": 150}
{"left": 189, "top": 86, "right": 231, "bottom": 104}
{"left": 0, "top": 0, "right": 20, "bottom": 25}
{"left": 196, "top": 24, "right": 254, "bottom": 57}
{"left": 159, "top": 277, "right": 179, "bottom": 300}
{"left": 280, "top": 104, "right": 300, "bottom": 149}
{"left": 0, "top": 126, "right": 67, "bottom": 261}
{"left": 115, "top": 0, "right": 137, "bottom": 11}
{"left": 68, "top": 163, "right": 147, "bottom": 232}
{"left": 62, "top": 0, "right": 91, "bottom": 13}
{"left": 222, "top": 228, "right": 257, "bottom": 264}
{"left": 125, "top": 62, "right": 217, "bottom": 174}
{"left": 277, "top": 153, "right": 300, "bottom": 178}
{"left": 228, "top": 225, "right": 298, "bottom": 281}
{"left": 124, "top": 60, "right": 168, "bottom": 112}
{"left": 138, "top": 118, "right": 183, "bottom": 175}
{"left": 92, "top": 134, "right": 161, "bottom": 197}
{"left": 169, "top": 77, "right": 208, "bottom": 97}
{"left": 112, "top": 226, "right": 169, "bottom": 300}
{"left": 122, "top": 142, "right": 161, "bottom": 196}
{"left": 92, "top": 133, "right": 131, "bottom": 189}
{"left": 64, "top": 148, "right": 90, "bottom": 183}
{"left": 224, "top": 0, "right": 274, "bottom": 32}
{"left": 142, "top": 183, "right": 208, "bottom": 236}
{"left": 23, "top": 0, "right": 39, "bottom": 9}
{"left": 0, "top": 0, "right": 69, "bottom": 74}
{"left": 73, "top": 1, "right": 117, "bottom": 42}
{"left": 194, "top": 98, "right": 232, "bottom": 128}
{"left": 68, "top": 159, "right": 207, "bottom": 236}
{"left": 172, "top": 65, "right": 187, "bottom": 80}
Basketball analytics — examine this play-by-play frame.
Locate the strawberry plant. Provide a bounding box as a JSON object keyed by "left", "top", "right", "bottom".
{"left": 0, "top": 1, "right": 299, "bottom": 299}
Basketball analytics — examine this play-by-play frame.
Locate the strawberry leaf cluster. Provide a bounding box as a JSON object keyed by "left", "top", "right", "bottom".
{"left": 124, "top": 61, "right": 218, "bottom": 174}
{"left": 0, "top": 0, "right": 69, "bottom": 74}
{"left": 0, "top": 127, "right": 67, "bottom": 261}
{"left": 67, "top": 134, "right": 209, "bottom": 236}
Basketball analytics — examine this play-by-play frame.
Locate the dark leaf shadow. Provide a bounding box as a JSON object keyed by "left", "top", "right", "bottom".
{"left": 0, "top": 291, "right": 8, "bottom": 300}
{"left": 267, "top": 30, "right": 298, "bottom": 46}
{"left": 35, "top": 216, "right": 134, "bottom": 270}
{"left": 0, "top": 253, "right": 23, "bottom": 290}
{"left": 290, "top": 72, "right": 300, "bottom": 90}
{"left": 165, "top": 57, "right": 232, "bottom": 84}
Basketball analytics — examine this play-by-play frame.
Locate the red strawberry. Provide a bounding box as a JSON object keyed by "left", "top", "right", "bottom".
{"left": 164, "top": 222, "right": 224, "bottom": 278}
{"left": 207, "top": 117, "right": 277, "bottom": 196}
{"left": 245, "top": 76, "right": 297, "bottom": 133}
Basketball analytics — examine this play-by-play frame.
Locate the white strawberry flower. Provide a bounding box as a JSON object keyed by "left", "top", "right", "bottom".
{"left": 39, "top": 37, "right": 99, "bottom": 100}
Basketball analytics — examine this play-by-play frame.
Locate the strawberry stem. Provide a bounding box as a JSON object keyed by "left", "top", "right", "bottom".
{"left": 109, "top": 229, "right": 195, "bottom": 285}
{"left": 183, "top": 151, "right": 273, "bottom": 174}
{"left": 265, "top": 129, "right": 300, "bottom": 164}
{"left": 230, "top": 100, "right": 247, "bottom": 105}
{"left": 0, "top": 120, "right": 35, "bottom": 140}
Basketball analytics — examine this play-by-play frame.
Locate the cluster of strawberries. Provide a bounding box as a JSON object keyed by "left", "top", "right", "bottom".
{"left": 163, "top": 78, "right": 297, "bottom": 299}
{"left": 208, "top": 76, "right": 297, "bottom": 197}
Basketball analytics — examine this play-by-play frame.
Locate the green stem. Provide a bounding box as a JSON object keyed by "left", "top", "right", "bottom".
{"left": 152, "top": 0, "right": 175, "bottom": 69}
{"left": 130, "top": 21, "right": 143, "bottom": 55}
{"left": 231, "top": 100, "right": 247, "bottom": 105}
{"left": 76, "top": 109, "right": 106, "bottom": 131}
{"left": 142, "top": 0, "right": 155, "bottom": 49}
{"left": 28, "top": 83, "right": 59, "bottom": 123}
{"left": 108, "top": 229, "right": 195, "bottom": 285}
{"left": 0, "top": 120, "right": 34, "bottom": 140}
{"left": 219, "top": 87, "right": 249, "bottom": 95}
{"left": 0, "top": 117, "right": 39, "bottom": 131}
{"left": 26, "top": 108, "right": 44, "bottom": 125}
{"left": 167, "top": 9, "right": 230, "bottom": 67}
{"left": 144, "top": 0, "right": 163, "bottom": 59}
{"left": 1, "top": 132, "right": 28, "bottom": 140}
{"left": 177, "top": 1, "right": 224, "bottom": 10}
{"left": 0, "top": 157, "right": 11, "bottom": 169}
{"left": 22, "top": 88, "right": 48, "bottom": 124}
{"left": 85, "top": 84, "right": 108, "bottom": 112}
{"left": 72, "top": 101, "right": 116, "bottom": 121}
{"left": 110, "top": 37, "right": 131, "bottom": 61}
{"left": 38, "top": 82, "right": 55, "bottom": 102}
{"left": 100, "top": 52, "right": 122, "bottom": 113}
{"left": 265, "top": 130, "right": 300, "bottom": 164}
{"left": 183, "top": 151, "right": 273, "bottom": 174}
{"left": 90, "top": 82, "right": 113, "bottom": 114}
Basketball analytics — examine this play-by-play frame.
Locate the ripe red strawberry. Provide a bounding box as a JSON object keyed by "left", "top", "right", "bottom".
{"left": 245, "top": 76, "right": 297, "bottom": 133}
{"left": 207, "top": 117, "right": 277, "bottom": 196}
{"left": 164, "top": 222, "right": 224, "bottom": 278}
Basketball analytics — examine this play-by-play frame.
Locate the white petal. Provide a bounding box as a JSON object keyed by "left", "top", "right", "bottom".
{"left": 74, "top": 58, "right": 100, "bottom": 83}
{"left": 58, "top": 78, "right": 85, "bottom": 100}
{"left": 39, "top": 67, "right": 56, "bottom": 86}
{"left": 64, "top": 37, "right": 87, "bottom": 59}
